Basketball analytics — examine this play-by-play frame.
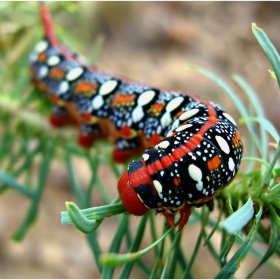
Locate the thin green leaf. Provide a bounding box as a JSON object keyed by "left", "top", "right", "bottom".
{"left": 246, "top": 207, "right": 280, "bottom": 278}
{"left": 258, "top": 139, "right": 280, "bottom": 195}
{"left": 204, "top": 200, "right": 224, "bottom": 245}
{"left": 219, "top": 235, "right": 235, "bottom": 268}
{"left": 233, "top": 74, "right": 268, "bottom": 161}
{"left": 100, "top": 224, "right": 172, "bottom": 268}
{"left": 150, "top": 224, "right": 168, "bottom": 279}
{"left": 84, "top": 152, "right": 99, "bottom": 207}
{"left": 12, "top": 141, "right": 54, "bottom": 241}
{"left": 65, "top": 152, "right": 84, "bottom": 206}
{"left": 86, "top": 232, "right": 103, "bottom": 274}
{"left": 61, "top": 203, "right": 126, "bottom": 225}
{"left": 118, "top": 214, "right": 149, "bottom": 278}
{"left": 101, "top": 215, "right": 129, "bottom": 279}
{"left": 0, "top": 170, "right": 35, "bottom": 198}
{"left": 160, "top": 232, "right": 182, "bottom": 279}
{"left": 269, "top": 206, "right": 280, "bottom": 230}
{"left": 221, "top": 197, "right": 254, "bottom": 235}
{"left": 182, "top": 207, "right": 209, "bottom": 278}
{"left": 166, "top": 233, "right": 179, "bottom": 278}
{"left": 250, "top": 117, "right": 279, "bottom": 143}
{"left": 261, "top": 182, "right": 280, "bottom": 203}
{"left": 214, "top": 207, "right": 263, "bottom": 279}
{"left": 149, "top": 213, "right": 159, "bottom": 256}
{"left": 202, "top": 228, "right": 220, "bottom": 265}
{"left": 252, "top": 23, "right": 280, "bottom": 90}
{"left": 65, "top": 201, "right": 102, "bottom": 234}
{"left": 241, "top": 157, "right": 270, "bottom": 168}
{"left": 168, "top": 230, "right": 188, "bottom": 278}
{"left": 95, "top": 177, "right": 115, "bottom": 205}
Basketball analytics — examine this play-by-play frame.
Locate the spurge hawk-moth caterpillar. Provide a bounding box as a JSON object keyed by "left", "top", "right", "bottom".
{"left": 29, "top": 3, "right": 243, "bottom": 230}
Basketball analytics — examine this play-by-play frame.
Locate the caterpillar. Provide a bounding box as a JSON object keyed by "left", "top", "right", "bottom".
{"left": 29, "top": 3, "right": 243, "bottom": 230}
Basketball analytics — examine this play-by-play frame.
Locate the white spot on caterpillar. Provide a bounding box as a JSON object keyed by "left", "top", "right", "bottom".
{"left": 223, "top": 112, "right": 237, "bottom": 126}
{"left": 166, "top": 96, "right": 184, "bottom": 112}
{"left": 179, "top": 108, "right": 199, "bottom": 121}
{"left": 47, "top": 55, "right": 60, "bottom": 66}
{"left": 35, "top": 40, "right": 48, "bottom": 53}
{"left": 92, "top": 95, "right": 104, "bottom": 110}
{"left": 132, "top": 105, "right": 144, "bottom": 123}
{"left": 170, "top": 119, "right": 180, "bottom": 132}
{"left": 228, "top": 157, "right": 235, "bottom": 171}
{"left": 142, "top": 153, "right": 149, "bottom": 161}
{"left": 188, "top": 164, "right": 203, "bottom": 191}
{"left": 58, "top": 80, "right": 69, "bottom": 94}
{"left": 215, "top": 135, "right": 230, "bottom": 154}
{"left": 158, "top": 140, "right": 170, "bottom": 149}
{"left": 156, "top": 126, "right": 162, "bottom": 136}
{"left": 29, "top": 52, "right": 38, "bottom": 63}
{"left": 99, "top": 80, "right": 118, "bottom": 96}
{"left": 38, "top": 65, "right": 48, "bottom": 78}
{"left": 160, "top": 112, "right": 172, "bottom": 128}
{"left": 66, "top": 67, "right": 84, "bottom": 81}
{"left": 137, "top": 90, "right": 156, "bottom": 106}
{"left": 153, "top": 180, "right": 163, "bottom": 199}
{"left": 175, "top": 123, "right": 193, "bottom": 132}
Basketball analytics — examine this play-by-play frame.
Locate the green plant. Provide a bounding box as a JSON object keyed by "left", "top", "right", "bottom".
{"left": 0, "top": 2, "right": 279, "bottom": 278}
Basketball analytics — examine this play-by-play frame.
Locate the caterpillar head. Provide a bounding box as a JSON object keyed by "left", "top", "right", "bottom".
{"left": 117, "top": 159, "right": 192, "bottom": 230}
{"left": 117, "top": 160, "right": 152, "bottom": 216}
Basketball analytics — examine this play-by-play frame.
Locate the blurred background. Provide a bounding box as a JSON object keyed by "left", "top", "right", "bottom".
{"left": 0, "top": 1, "right": 280, "bottom": 278}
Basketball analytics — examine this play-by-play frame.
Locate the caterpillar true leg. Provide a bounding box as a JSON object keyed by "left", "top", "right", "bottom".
{"left": 49, "top": 105, "right": 76, "bottom": 127}
{"left": 113, "top": 137, "right": 143, "bottom": 163}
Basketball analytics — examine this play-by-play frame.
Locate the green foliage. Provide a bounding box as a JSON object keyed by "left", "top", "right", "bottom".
{"left": 0, "top": 3, "right": 279, "bottom": 278}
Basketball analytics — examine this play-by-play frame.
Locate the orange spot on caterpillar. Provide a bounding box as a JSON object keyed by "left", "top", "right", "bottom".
{"left": 207, "top": 154, "right": 221, "bottom": 171}
{"left": 49, "top": 67, "right": 65, "bottom": 80}
{"left": 232, "top": 130, "right": 242, "bottom": 147}
{"left": 38, "top": 52, "right": 47, "bottom": 62}
{"left": 149, "top": 103, "right": 165, "bottom": 116}
{"left": 112, "top": 93, "right": 136, "bottom": 107}
{"left": 74, "top": 80, "right": 98, "bottom": 95}
{"left": 173, "top": 177, "right": 181, "bottom": 186}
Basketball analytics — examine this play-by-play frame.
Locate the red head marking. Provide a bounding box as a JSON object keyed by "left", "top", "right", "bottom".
{"left": 118, "top": 159, "right": 156, "bottom": 216}
{"left": 118, "top": 170, "right": 149, "bottom": 216}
